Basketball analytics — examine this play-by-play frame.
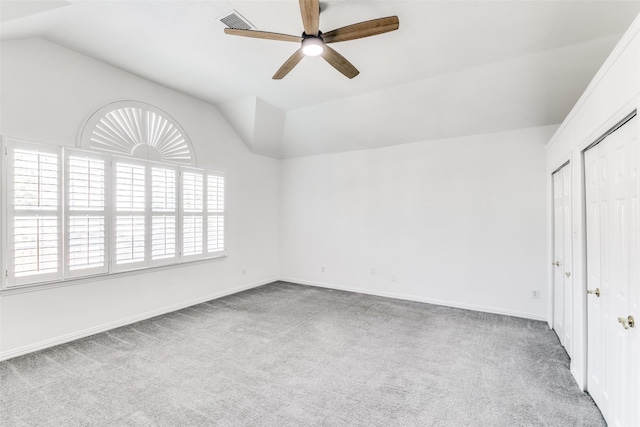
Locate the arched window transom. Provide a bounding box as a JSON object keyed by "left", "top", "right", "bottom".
{"left": 79, "top": 101, "right": 196, "bottom": 166}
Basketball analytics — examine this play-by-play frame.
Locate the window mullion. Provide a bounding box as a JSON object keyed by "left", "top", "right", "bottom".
{"left": 106, "top": 156, "right": 113, "bottom": 273}
{"left": 145, "top": 160, "right": 152, "bottom": 267}
{"left": 203, "top": 173, "right": 209, "bottom": 255}
{"left": 178, "top": 169, "right": 183, "bottom": 262}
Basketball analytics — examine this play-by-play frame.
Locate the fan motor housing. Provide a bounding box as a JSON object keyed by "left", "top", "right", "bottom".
{"left": 301, "top": 33, "right": 325, "bottom": 57}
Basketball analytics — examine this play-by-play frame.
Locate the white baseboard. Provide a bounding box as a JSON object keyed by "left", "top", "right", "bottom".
{"left": 0, "top": 278, "right": 275, "bottom": 361}
{"left": 280, "top": 277, "right": 546, "bottom": 322}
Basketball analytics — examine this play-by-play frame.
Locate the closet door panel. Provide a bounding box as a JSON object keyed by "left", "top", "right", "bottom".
{"left": 552, "top": 168, "right": 565, "bottom": 344}
{"left": 586, "top": 115, "right": 639, "bottom": 427}
{"left": 562, "top": 164, "right": 573, "bottom": 356}
{"left": 585, "top": 144, "right": 607, "bottom": 416}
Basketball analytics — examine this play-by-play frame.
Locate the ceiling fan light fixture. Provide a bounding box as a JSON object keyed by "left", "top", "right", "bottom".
{"left": 223, "top": 1, "right": 399, "bottom": 79}
{"left": 301, "top": 36, "right": 324, "bottom": 57}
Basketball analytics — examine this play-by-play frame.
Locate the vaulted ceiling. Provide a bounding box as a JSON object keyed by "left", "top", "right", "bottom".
{"left": 2, "top": 1, "right": 640, "bottom": 158}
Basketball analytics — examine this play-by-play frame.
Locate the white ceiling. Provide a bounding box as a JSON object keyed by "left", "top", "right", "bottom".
{"left": 2, "top": 1, "right": 640, "bottom": 158}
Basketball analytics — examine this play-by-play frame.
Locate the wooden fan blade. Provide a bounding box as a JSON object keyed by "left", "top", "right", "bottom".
{"left": 321, "top": 45, "right": 359, "bottom": 79}
{"left": 273, "top": 49, "right": 305, "bottom": 79}
{"left": 322, "top": 16, "right": 399, "bottom": 44}
{"left": 224, "top": 28, "right": 302, "bottom": 43}
{"left": 299, "top": 0, "right": 320, "bottom": 35}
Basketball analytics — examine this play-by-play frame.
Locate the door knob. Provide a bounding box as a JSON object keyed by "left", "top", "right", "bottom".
{"left": 552, "top": 261, "right": 560, "bottom": 267}
{"left": 587, "top": 288, "right": 600, "bottom": 297}
{"left": 618, "top": 315, "right": 635, "bottom": 330}
{"left": 565, "top": 272, "right": 571, "bottom": 277}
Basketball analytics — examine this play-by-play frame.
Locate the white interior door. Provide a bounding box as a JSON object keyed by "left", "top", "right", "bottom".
{"left": 585, "top": 144, "right": 607, "bottom": 416}
{"left": 585, "top": 115, "right": 639, "bottom": 427}
{"left": 562, "top": 164, "right": 573, "bottom": 357}
{"left": 629, "top": 116, "right": 640, "bottom": 427}
{"left": 552, "top": 163, "right": 572, "bottom": 354}
{"left": 553, "top": 167, "right": 565, "bottom": 345}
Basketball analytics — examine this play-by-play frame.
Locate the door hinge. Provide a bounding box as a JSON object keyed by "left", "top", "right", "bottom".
{"left": 5, "top": 270, "right": 8, "bottom": 278}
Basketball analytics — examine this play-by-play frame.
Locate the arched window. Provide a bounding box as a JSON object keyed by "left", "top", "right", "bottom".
{"left": 2, "top": 101, "right": 224, "bottom": 289}
{"left": 79, "top": 101, "right": 196, "bottom": 166}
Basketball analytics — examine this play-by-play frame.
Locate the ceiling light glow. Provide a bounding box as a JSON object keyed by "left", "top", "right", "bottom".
{"left": 302, "top": 37, "right": 324, "bottom": 57}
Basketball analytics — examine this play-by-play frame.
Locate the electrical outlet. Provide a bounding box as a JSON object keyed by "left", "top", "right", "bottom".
{"left": 321, "top": 266, "right": 325, "bottom": 273}
{"left": 242, "top": 268, "right": 246, "bottom": 275}
{"left": 532, "top": 290, "right": 539, "bottom": 299}
{"left": 391, "top": 274, "right": 396, "bottom": 282}
{"left": 370, "top": 267, "right": 376, "bottom": 275}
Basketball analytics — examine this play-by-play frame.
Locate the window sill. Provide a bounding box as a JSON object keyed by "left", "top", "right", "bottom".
{"left": 0, "top": 254, "right": 228, "bottom": 296}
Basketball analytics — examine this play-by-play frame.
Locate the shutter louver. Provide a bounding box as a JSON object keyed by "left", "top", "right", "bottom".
{"left": 66, "top": 152, "right": 107, "bottom": 276}
{"left": 14, "top": 217, "right": 58, "bottom": 276}
{"left": 207, "top": 174, "right": 225, "bottom": 253}
{"left": 7, "top": 143, "right": 62, "bottom": 286}
{"left": 84, "top": 102, "right": 194, "bottom": 166}
{"left": 151, "top": 166, "right": 177, "bottom": 264}
{"left": 182, "top": 170, "right": 204, "bottom": 258}
{"left": 152, "top": 216, "right": 176, "bottom": 260}
{"left": 114, "top": 160, "right": 146, "bottom": 270}
{"left": 14, "top": 149, "right": 58, "bottom": 210}
{"left": 115, "top": 216, "right": 145, "bottom": 264}
{"left": 116, "top": 162, "right": 145, "bottom": 211}
{"left": 207, "top": 216, "right": 224, "bottom": 253}
{"left": 183, "top": 216, "right": 203, "bottom": 256}
{"left": 68, "top": 216, "right": 104, "bottom": 269}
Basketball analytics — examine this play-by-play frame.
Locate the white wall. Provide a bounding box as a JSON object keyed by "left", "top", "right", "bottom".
{"left": 546, "top": 15, "right": 640, "bottom": 390}
{"left": 280, "top": 125, "right": 555, "bottom": 320}
{"left": 0, "top": 38, "right": 280, "bottom": 359}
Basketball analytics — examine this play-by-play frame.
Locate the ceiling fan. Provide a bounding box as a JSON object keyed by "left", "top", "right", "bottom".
{"left": 224, "top": 0, "right": 399, "bottom": 79}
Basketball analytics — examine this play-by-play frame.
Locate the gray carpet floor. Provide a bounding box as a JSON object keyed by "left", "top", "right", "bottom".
{"left": 1, "top": 281, "right": 605, "bottom": 427}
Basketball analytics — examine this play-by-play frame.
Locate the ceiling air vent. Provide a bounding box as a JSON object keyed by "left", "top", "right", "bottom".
{"left": 219, "top": 10, "right": 254, "bottom": 30}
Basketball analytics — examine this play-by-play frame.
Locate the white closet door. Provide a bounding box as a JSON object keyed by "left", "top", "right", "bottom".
{"left": 585, "top": 143, "right": 608, "bottom": 416}
{"left": 552, "top": 162, "right": 572, "bottom": 353}
{"left": 586, "top": 115, "right": 639, "bottom": 427}
{"left": 552, "top": 168, "right": 565, "bottom": 345}
{"left": 562, "top": 164, "right": 573, "bottom": 357}
{"left": 629, "top": 117, "right": 640, "bottom": 427}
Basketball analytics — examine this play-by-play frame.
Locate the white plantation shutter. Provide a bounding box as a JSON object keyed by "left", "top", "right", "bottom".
{"left": 3, "top": 138, "right": 226, "bottom": 289}
{"left": 207, "top": 173, "right": 225, "bottom": 254}
{"left": 150, "top": 165, "right": 178, "bottom": 265}
{"left": 181, "top": 169, "right": 204, "bottom": 259}
{"left": 113, "top": 159, "right": 146, "bottom": 271}
{"left": 6, "top": 141, "right": 62, "bottom": 286}
{"left": 65, "top": 150, "right": 108, "bottom": 277}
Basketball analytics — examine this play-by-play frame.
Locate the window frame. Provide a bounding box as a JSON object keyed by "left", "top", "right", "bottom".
{"left": 149, "top": 162, "right": 180, "bottom": 268}
{"left": 5, "top": 140, "right": 63, "bottom": 287}
{"left": 111, "top": 156, "right": 149, "bottom": 273}
{"left": 180, "top": 166, "right": 206, "bottom": 262}
{"left": 65, "top": 148, "right": 110, "bottom": 279}
{"left": 1, "top": 139, "right": 226, "bottom": 290}
{"left": 206, "top": 171, "right": 225, "bottom": 256}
